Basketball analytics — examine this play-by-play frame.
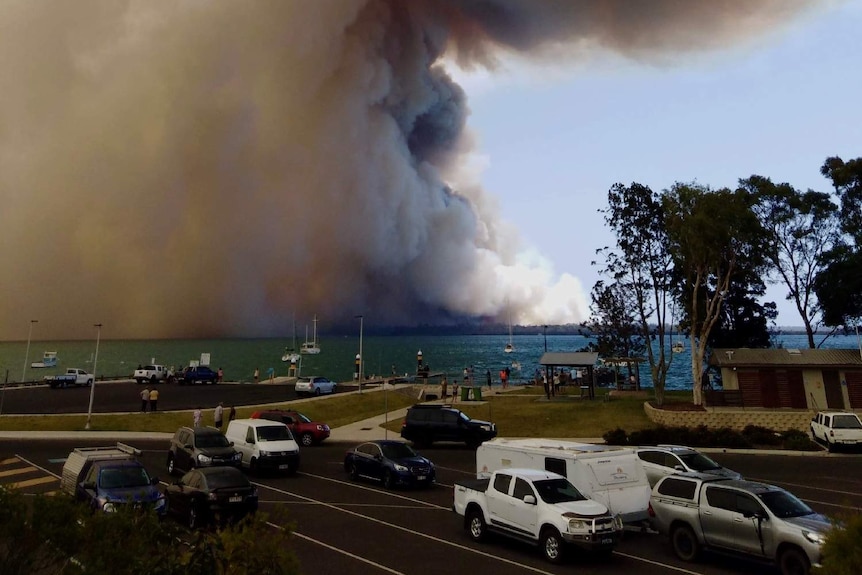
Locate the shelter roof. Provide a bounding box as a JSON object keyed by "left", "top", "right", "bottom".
{"left": 539, "top": 352, "right": 599, "bottom": 367}
{"left": 710, "top": 348, "right": 862, "bottom": 368}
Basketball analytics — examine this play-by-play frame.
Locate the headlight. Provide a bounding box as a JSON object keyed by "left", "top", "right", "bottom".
{"left": 259, "top": 450, "right": 269, "bottom": 457}
{"left": 614, "top": 515, "right": 624, "bottom": 530}
{"left": 317, "top": 425, "right": 326, "bottom": 431}
{"left": 481, "top": 425, "right": 491, "bottom": 431}
{"left": 197, "top": 454, "right": 212, "bottom": 464}
{"left": 394, "top": 464, "right": 408, "bottom": 472}
{"left": 568, "top": 518, "right": 587, "bottom": 530}
{"left": 102, "top": 502, "right": 116, "bottom": 513}
{"left": 233, "top": 452, "right": 242, "bottom": 461}
{"left": 803, "top": 530, "right": 826, "bottom": 544}
{"left": 154, "top": 496, "right": 166, "bottom": 510}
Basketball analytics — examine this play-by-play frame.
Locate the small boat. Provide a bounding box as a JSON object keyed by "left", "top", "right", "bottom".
{"left": 504, "top": 304, "right": 515, "bottom": 353}
{"left": 282, "top": 314, "right": 300, "bottom": 362}
{"left": 672, "top": 342, "right": 685, "bottom": 354}
{"left": 31, "top": 351, "right": 58, "bottom": 368}
{"left": 511, "top": 360, "right": 521, "bottom": 371}
{"left": 300, "top": 315, "right": 321, "bottom": 355}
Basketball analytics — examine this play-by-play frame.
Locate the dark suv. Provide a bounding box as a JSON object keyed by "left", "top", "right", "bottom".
{"left": 250, "top": 409, "right": 331, "bottom": 447}
{"left": 400, "top": 404, "right": 497, "bottom": 448}
{"left": 167, "top": 426, "right": 242, "bottom": 475}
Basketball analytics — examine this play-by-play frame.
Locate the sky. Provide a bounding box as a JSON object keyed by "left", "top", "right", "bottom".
{"left": 451, "top": 0, "right": 861, "bottom": 328}
{"left": 1, "top": 1, "right": 858, "bottom": 340}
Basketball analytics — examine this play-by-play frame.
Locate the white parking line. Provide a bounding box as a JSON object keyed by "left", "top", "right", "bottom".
{"left": 297, "top": 471, "right": 451, "bottom": 510}
{"left": 750, "top": 476, "right": 862, "bottom": 498}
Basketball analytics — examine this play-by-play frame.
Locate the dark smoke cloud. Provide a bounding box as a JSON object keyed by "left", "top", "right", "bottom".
{"left": 0, "top": 0, "right": 815, "bottom": 339}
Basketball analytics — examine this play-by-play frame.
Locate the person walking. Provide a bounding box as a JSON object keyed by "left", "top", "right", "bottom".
{"left": 217, "top": 367, "right": 224, "bottom": 383}
{"left": 441, "top": 376, "right": 448, "bottom": 400}
{"left": 228, "top": 405, "right": 236, "bottom": 422}
{"left": 193, "top": 407, "right": 202, "bottom": 427}
{"left": 140, "top": 387, "right": 149, "bottom": 412}
{"left": 148, "top": 387, "right": 159, "bottom": 411}
{"left": 486, "top": 369, "right": 492, "bottom": 389}
{"left": 253, "top": 367, "right": 260, "bottom": 383}
{"left": 214, "top": 402, "right": 224, "bottom": 431}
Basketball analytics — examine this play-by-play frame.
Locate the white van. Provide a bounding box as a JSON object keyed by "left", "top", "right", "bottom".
{"left": 476, "top": 438, "right": 651, "bottom": 523}
{"left": 224, "top": 419, "right": 300, "bottom": 474}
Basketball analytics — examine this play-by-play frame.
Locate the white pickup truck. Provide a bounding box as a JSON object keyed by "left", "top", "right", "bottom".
{"left": 133, "top": 364, "right": 170, "bottom": 385}
{"left": 45, "top": 368, "right": 94, "bottom": 389}
{"left": 810, "top": 410, "right": 862, "bottom": 452}
{"left": 453, "top": 467, "right": 621, "bottom": 564}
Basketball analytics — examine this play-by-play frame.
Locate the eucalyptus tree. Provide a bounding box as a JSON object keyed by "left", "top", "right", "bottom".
{"left": 816, "top": 156, "right": 862, "bottom": 326}
{"left": 596, "top": 182, "right": 675, "bottom": 406}
{"left": 742, "top": 175, "right": 840, "bottom": 347}
{"left": 663, "top": 183, "right": 768, "bottom": 405}
{"left": 585, "top": 279, "right": 646, "bottom": 370}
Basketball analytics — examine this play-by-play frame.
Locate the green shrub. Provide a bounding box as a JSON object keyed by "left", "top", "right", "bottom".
{"left": 820, "top": 512, "right": 862, "bottom": 575}
{"left": 742, "top": 425, "right": 781, "bottom": 445}
{"left": 603, "top": 428, "right": 628, "bottom": 445}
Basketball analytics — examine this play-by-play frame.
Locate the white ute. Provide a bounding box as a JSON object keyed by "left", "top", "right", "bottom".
{"left": 453, "top": 468, "right": 621, "bottom": 564}
{"left": 810, "top": 410, "right": 862, "bottom": 451}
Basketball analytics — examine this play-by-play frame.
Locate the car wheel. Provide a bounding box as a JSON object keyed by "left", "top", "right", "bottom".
{"left": 671, "top": 524, "right": 700, "bottom": 562}
{"left": 331, "top": 384, "right": 337, "bottom": 393}
{"left": 136, "top": 378, "right": 143, "bottom": 384}
{"left": 466, "top": 509, "right": 486, "bottom": 542}
{"left": 827, "top": 439, "right": 835, "bottom": 453}
{"left": 300, "top": 433, "right": 314, "bottom": 447}
{"left": 540, "top": 527, "right": 565, "bottom": 564}
{"left": 466, "top": 437, "right": 482, "bottom": 449}
{"left": 188, "top": 505, "right": 200, "bottom": 530}
{"left": 167, "top": 454, "right": 176, "bottom": 475}
{"left": 150, "top": 376, "right": 157, "bottom": 384}
{"left": 346, "top": 461, "right": 359, "bottom": 480}
{"left": 249, "top": 458, "right": 258, "bottom": 475}
{"left": 383, "top": 470, "right": 395, "bottom": 489}
{"left": 315, "top": 387, "right": 321, "bottom": 396}
{"left": 779, "top": 547, "right": 810, "bottom": 575}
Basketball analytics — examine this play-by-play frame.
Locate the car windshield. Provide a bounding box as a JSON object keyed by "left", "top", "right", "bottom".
{"left": 380, "top": 443, "right": 417, "bottom": 459}
{"left": 205, "top": 470, "right": 249, "bottom": 490}
{"left": 197, "top": 433, "right": 230, "bottom": 448}
{"left": 100, "top": 466, "right": 151, "bottom": 489}
{"left": 257, "top": 426, "right": 292, "bottom": 441}
{"left": 459, "top": 411, "right": 471, "bottom": 422}
{"left": 679, "top": 452, "right": 722, "bottom": 471}
{"left": 833, "top": 415, "right": 862, "bottom": 429}
{"left": 759, "top": 489, "right": 815, "bottom": 518}
{"left": 296, "top": 413, "right": 311, "bottom": 423}
{"left": 533, "top": 478, "right": 587, "bottom": 504}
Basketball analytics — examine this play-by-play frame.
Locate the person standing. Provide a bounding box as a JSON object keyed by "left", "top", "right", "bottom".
{"left": 253, "top": 367, "right": 260, "bottom": 383}
{"left": 441, "top": 376, "right": 448, "bottom": 400}
{"left": 486, "top": 369, "right": 492, "bottom": 389}
{"left": 214, "top": 402, "right": 224, "bottom": 431}
{"left": 228, "top": 405, "right": 236, "bottom": 422}
{"left": 193, "top": 407, "right": 202, "bottom": 427}
{"left": 140, "top": 387, "right": 149, "bottom": 412}
{"left": 148, "top": 387, "right": 159, "bottom": 411}
{"left": 217, "top": 367, "right": 224, "bottom": 383}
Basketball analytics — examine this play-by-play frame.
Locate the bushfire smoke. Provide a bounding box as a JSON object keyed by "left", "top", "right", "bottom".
{"left": 0, "top": 0, "right": 815, "bottom": 339}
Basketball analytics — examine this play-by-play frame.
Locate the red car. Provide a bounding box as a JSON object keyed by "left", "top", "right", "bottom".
{"left": 250, "top": 409, "right": 331, "bottom": 447}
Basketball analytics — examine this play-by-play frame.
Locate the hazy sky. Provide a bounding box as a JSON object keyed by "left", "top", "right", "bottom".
{"left": 1, "top": 1, "right": 855, "bottom": 340}
{"left": 452, "top": 0, "right": 860, "bottom": 328}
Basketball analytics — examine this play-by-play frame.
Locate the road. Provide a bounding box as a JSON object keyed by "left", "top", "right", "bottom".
{"left": 2, "top": 439, "right": 859, "bottom": 575}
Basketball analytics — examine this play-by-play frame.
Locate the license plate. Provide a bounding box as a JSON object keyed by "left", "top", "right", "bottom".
{"left": 416, "top": 475, "right": 426, "bottom": 481}
{"left": 601, "top": 538, "right": 613, "bottom": 545}
{"left": 229, "top": 496, "right": 242, "bottom": 503}
{"left": 278, "top": 464, "right": 289, "bottom": 470}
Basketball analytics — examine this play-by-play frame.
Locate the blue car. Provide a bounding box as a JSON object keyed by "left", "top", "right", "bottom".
{"left": 344, "top": 440, "right": 435, "bottom": 489}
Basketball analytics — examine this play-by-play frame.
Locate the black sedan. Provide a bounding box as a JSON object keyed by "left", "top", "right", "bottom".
{"left": 344, "top": 440, "right": 435, "bottom": 489}
{"left": 164, "top": 467, "right": 258, "bottom": 529}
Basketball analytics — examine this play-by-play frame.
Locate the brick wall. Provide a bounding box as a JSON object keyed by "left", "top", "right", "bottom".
{"left": 643, "top": 402, "right": 816, "bottom": 431}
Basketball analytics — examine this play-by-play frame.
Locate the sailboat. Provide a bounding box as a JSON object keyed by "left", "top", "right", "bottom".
{"left": 672, "top": 323, "right": 684, "bottom": 354}
{"left": 504, "top": 305, "right": 515, "bottom": 353}
{"left": 282, "top": 315, "right": 300, "bottom": 362}
{"left": 300, "top": 315, "right": 321, "bottom": 355}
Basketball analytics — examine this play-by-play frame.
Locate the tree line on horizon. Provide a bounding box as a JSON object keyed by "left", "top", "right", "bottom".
{"left": 584, "top": 155, "right": 862, "bottom": 407}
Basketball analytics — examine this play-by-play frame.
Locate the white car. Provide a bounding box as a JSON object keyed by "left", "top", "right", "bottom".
{"left": 295, "top": 376, "right": 337, "bottom": 396}
{"left": 810, "top": 410, "right": 862, "bottom": 451}
{"left": 636, "top": 445, "right": 741, "bottom": 487}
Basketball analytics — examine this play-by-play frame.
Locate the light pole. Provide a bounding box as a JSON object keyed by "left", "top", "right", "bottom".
{"left": 355, "top": 315, "right": 363, "bottom": 394}
{"left": 22, "top": 319, "right": 38, "bottom": 383}
{"left": 85, "top": 323, "right": 102, "bottom": 431}
{"left": 543, "top": 325, "right": 548, "bottom": 352}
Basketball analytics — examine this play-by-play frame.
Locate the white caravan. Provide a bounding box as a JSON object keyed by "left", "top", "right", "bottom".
{"left": 476, "top": 438, "right": 651, "bottom": 523}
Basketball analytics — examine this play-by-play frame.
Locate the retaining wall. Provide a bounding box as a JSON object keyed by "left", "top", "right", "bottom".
{"left": 643, "top": 402, "right": 815, "bottom": 431}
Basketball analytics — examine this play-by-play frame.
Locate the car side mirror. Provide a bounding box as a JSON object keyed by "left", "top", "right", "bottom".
{"left": 151, "top": 476, "right": 159, "bottom": 485}
{"left": 743, "top": 510, "right": 766, "bottom": 520}
{"left": 81, "top": 482, "right": 96, "bottom": 491}
{"left": 523, "top": 495, "right": 537, "bottom": 505}
{"left": 674, "top": 465, "right": 685, "bottom": 472}
{"left": 229, "top": 441, "right": 234, "bottom": 446}
{"left": 184, "top": 444, "right": 193, "bottom": 450}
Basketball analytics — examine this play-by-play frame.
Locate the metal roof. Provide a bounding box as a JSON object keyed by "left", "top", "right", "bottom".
{"left": 539, "top": 352, "right": 599, "bottom": 367}
{"left": 710, "top": 348, "right": 862, "bottom": 368}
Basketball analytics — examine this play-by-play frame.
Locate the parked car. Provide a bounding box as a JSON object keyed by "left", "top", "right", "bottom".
{"left": 400, "top": 404, "right": 497, "bottom": 448}
{"left": 166, "top": 426, "right": 242, "bottom": 476}
{"left": 810, "top": 410, "right": 862, "bottom": 452}
{"left": 225, "top": 419, "right": 301, "bottom": 474}
{"left": 164, "top": 466, "right": 258, "bottom": 529}
{"left": 344, "top": 440, "right": 435, "bottom": 489}
{"left": 295, "top": 375, "right": 337, "bottom": 396}
{"left": 636, "top": 445, "right": 742, "bottom": 487}
{"left": 250, "top": 409, "right": 331, "bottom": 446}
{"left": 649, "top": 473, "right": 832, "bottom": 575}
{"left": 178, "top": 366, "right": 219, "bottom": 385}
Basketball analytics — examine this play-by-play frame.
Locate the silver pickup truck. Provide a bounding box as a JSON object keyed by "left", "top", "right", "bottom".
{"left": 649, "top": 473, "right": 832, "bottom": 575}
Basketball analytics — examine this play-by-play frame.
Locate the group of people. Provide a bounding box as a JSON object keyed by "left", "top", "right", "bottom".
{"left": 139, "top": 387, "right": 159, "bottom": 412}
{"left": 193, "top": 401, "right": 236, "bottom": 430}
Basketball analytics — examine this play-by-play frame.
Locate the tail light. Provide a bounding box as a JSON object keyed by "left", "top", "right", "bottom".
{"left": 648, "top": 502, "right": 655, "bottom": 518}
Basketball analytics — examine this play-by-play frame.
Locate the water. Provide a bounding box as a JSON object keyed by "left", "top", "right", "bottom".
{"left": 1, "top": 333, "right": 858, "bottom": 389}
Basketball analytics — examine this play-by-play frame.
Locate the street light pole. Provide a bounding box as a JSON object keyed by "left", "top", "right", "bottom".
{"left": 355, "top": 315, "right": 363, "bottom": 394}
{"left": 22, "top": 319, "right": 38, "bottom": 383}
{"left": 85, "top": 323, "right": 102, "bottom": 431}
{"left": 543, "top": 325, "right": 548, "bottom": 352}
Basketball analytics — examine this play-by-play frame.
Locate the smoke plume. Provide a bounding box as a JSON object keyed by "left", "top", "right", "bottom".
{"left": 0, "top": 0, "right": 814, "bottom": 339}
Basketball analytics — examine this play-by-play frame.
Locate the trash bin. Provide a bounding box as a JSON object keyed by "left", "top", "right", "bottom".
{"left": 461, "top": 386, "right": 470, "bottom": 401}
{"left": 472, "top": 386, "right": 482, "bottom": 401}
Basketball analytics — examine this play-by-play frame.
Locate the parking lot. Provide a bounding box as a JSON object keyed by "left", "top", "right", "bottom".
{"left": 3, "top": 438, "right": 862, "bottom": 575}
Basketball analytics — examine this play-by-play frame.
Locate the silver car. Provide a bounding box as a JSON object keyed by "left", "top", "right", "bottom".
{"left": 636, "top": 445, "right": 741, "bottom": 487}
{"left": 295, "top": 375, "right": 337, "bottom": 396}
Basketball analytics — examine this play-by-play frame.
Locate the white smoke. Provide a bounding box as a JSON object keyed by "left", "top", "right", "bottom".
{"left": 0, "top": 0, "right": 815, "bottom": 338}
